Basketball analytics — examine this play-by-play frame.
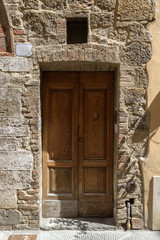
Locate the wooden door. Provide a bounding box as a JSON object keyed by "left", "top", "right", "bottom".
{"left": 42, "top": 72, "right": 114, "bottom": 218}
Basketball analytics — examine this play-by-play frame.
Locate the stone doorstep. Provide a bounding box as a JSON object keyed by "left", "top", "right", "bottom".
{"left": 8, "top": 235, "right": 37, "bottom": 240}
{"left": 40, "top": 217, "right": 117, "bottom": 231}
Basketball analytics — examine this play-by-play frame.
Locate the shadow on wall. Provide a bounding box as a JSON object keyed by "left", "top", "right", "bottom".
{"left": 136, "top": 92, "right": 160, "bottom": 229}
{"left": 132, "top": 91, "right": 160, "bottom": 145}
{"left": 147, "top": 92, "right": 160, "bottom": 229}
{"left": 148, "top": 91, "right": 160, "bottom": 140}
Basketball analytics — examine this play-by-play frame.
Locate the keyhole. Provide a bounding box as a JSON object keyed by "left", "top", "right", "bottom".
{"left": 93, "top": 112, "right": 99, "bottom": 119}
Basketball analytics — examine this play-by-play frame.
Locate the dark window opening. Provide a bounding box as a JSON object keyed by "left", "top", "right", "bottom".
{"left": 67, "top": 18, "right": 88, "bottom": 44}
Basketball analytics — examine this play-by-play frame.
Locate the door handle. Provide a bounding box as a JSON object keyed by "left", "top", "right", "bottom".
{"left": 79, "top": 138, "right": 83, "bottom": 142}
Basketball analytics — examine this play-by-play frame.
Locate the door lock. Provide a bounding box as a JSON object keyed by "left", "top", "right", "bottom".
{"left": 93, "top": 112, "right": 99, "bottom": 119}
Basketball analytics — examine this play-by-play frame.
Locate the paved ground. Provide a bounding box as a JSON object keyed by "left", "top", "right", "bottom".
{"left": 1, "top": 230, "right": 160, "bottom": 240}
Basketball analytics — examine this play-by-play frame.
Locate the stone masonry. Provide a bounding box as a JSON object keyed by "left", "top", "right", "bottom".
{"left": 0, "top": 0, "right": 156, "bottom": 230}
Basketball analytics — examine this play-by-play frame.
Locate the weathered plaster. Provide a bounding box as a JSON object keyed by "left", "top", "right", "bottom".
{"left": 144, "top": 0, "right": 160, "bottom": 229}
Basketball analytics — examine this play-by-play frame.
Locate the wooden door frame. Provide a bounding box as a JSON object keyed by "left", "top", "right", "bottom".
{"left": 40, "top": 65, "right": 118, "bottom": 226}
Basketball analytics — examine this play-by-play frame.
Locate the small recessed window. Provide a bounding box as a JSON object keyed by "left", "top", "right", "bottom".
{"left": 67, "top": 18, "right": 88, "bottom": 44}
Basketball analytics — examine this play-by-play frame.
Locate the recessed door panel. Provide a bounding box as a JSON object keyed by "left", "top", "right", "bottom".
{"left": 49, "top": 90, "right": 72, "bottom": 161}
{"left": 42, "top": 71, "right": 114, "bottom": 218}
{"left": 85, "top": 90, "right": 106, "bottom": 159}
{"left": 49, "top": 167, "right": 72, "bottom": 193}
{"left": 84, "top": 167, "right": 106, "bottom": 193}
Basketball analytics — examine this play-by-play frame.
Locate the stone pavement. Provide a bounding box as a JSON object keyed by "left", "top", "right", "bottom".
{"left": 0, "top": 230, "right": 160, "bottom": 240}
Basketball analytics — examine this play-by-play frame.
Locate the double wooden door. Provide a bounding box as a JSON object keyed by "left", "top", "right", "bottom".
{"left": 42, "top": 72, "right": 114, "bottom": 218}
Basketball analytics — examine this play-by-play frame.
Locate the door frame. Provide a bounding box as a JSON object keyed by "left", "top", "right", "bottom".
{"left": 40, "top": 62, "right": 119, "bottom": 228}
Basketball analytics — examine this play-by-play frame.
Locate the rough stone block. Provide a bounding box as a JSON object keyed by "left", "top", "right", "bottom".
{"left": 108, "top": 27, "right": 128, "bottom": 44}
{"left": 42, "top": 0, "right": 67, "bottom": 10}
{"left": 120, "top": 42, "right": 152, "bottom": 66}
{"left": 21, "top": 0, "right": 39, "bottom": 9}
{"left": 116, "top": 21, "right": 151, "bottom": 44}
{"left": 0, "top": 88, "right": 21, "bottom": 117}
{"left": 131, "top": 218, "right": 144, "bottom": 229}
{"left": 0, "top": 170, "right": 31, "bottom": 190}
{"left": 0, "top": 210, "right": 21, "bottom": 225}
{"left": 69, "top": 0, "right": 93, "bottom": 9}
{"left": 125, "top": 88, "right": 145, "bottom": 114}
{"left": 18, "top": 204, "right": 39, "bottom": 211}
{"left": 8, "top": 5, "right": 22, "bottom": 28}
{"left": 0, "top": 190, "right": 17, "bottom": 208}
{"left": 84, "top": 46, "right": 119, "bottom": 63}
{"left": 117, "top": 0, "right": 156, "bottom": 21}
{"left": 0, "top": 126, "right": 28, "bottom": 137}
{"left": 0, "top": 72, "right": 32, "bottom": 89}
{"left": 0, "top": 118, "right": 28, "bottom": 128}
{"left": 95, "top": 0, "right": 116, "bottom": 11}
{"left": 131, "top": 206, "right": 140, "bottom": 217}
{"left": 127, "top": 23, "right": 151, "bottom": 44}
{"left": 0, "top": 57, "right": 32, "bottom": 72}
{"left": 91, "top": 11, "right": 114, "bottom": 29}
{"left": 0, "top": 73, "right": 10, "bottom": 87}
{"left": 116, "top": 212, "right": 127, "bottom": 220}
{"left": 104, "top": 46, "right": 119, "bottom": 63}
{"left": 24, "top": 11, "right": 56, "bottom": 35}
{"left": 11, "top": 74, "right": 32, "bottom": 87}
{"left": 0, "top": 151, "right": 33, "bottom": 170}
{"left": 0, "top": 137, "right": 18, "bottom": 151}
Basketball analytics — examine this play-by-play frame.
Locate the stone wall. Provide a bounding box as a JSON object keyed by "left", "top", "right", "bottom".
{"left": 0, "top": 57, "right": 40, "bottom": 230}
{"left": 0, "top": 0, "right": 156, "bottom": 230}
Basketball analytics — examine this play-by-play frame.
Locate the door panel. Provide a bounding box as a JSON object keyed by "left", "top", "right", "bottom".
{"left": 42, "top": 71, "right": 114, "bottom": 218}
{"left": 49, "top": 90, "right": 72, "bottom": 160}
{"left": 84, "top": 167, "right": 106, "bottom": 193}
{"left": 84, "top": 90, "right": 106, "bottom": 159}
{"left": 78, "top": 200, "right": 112, "bottom": 217}
{"left": 49, "top": 168, "right": 72, "bottom": 193}
{"left": 42, "top": 72, "right": 78, "bottom": 218}
{"left": 78, "top": 72, "right": 114, "bottom": 217}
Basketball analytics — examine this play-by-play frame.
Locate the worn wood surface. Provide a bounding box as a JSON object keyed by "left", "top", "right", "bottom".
{"left": 78, "top": 72, "right": 114, "bottom": 217}
{"left": 42, "top": 200, "right": 78, "bottom": 218}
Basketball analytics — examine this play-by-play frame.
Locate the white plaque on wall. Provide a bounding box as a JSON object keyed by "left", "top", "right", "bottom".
{"left": 15, "top": 44, "right": 33, "bottom": 57}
